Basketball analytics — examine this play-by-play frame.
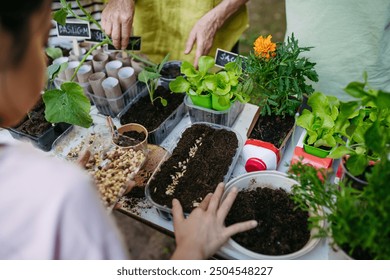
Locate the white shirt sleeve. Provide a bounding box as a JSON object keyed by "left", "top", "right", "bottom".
{"left": 0, "top": 143, "right": 129, "bottom": 259}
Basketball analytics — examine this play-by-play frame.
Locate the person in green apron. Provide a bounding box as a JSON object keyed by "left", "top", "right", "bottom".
{"left": 101, "top": 0, "right": 249, "bottom": 66}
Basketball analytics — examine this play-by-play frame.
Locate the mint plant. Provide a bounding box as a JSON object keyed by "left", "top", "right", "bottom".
{"left": 289, "top": 155, "right": 390, "bottom": 259}
{"left": 328, "top": 74, "right": 390, "bottom": 177}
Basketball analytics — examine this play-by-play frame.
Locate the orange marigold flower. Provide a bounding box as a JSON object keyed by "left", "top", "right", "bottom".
{"left": 253, "top": 35, "right": 276, "bottom": 59}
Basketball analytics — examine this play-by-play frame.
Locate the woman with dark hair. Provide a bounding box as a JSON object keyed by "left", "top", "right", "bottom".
{"left": 0, "top": 0, "right": 256, "bottom": 259}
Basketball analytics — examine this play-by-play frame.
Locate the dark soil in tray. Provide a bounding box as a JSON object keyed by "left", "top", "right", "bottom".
{"left": 114, "top": 131, "right": 146, "bottom": 147}
{"left": 119, "top": 86, "right": 184, "bottom": 131}
{"left": 12, "top": 99, "right": 52, "bottom": 137}
{"left": 148, "top": 123, "right": 239, "bottom": 213}
{"left": 225, "top": 186, "right": 310, "bottom": 256}
{"left": 248, "top": 114, "right": 295, "bottom": 147}
{"left": 161, "top": 64, "right": 181, "bottom": 79}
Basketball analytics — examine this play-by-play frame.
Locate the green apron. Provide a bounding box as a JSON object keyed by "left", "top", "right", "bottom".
{"left": 132, "top": 0, "right": 248, "bottom": 63}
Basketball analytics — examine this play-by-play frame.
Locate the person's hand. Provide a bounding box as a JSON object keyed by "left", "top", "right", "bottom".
{"left": 101, "top": 0, "right": 135, "bottom": 50}
{"left": 170, "top": 182, "right": 257, "bottom": 259}
{"left": 184, "top": 11, "right": 219, "bottom": 67}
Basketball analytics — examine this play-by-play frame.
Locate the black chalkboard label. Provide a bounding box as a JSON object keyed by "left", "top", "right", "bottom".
{"left": 107, "top": 36, "right": 141, "bottom": 51}
{"left": 215, "top": 48, "right": 246, "bottom": 68}
{"left": 87, "top": 29, "right": 106, "bottom": 43}
{"left": 56, "top": 21, "right": 91, "bottom": 39}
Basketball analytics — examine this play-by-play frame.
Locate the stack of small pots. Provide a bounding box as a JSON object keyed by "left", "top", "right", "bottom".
{"left": 52, "top": 43, "right": 148, "bottom": 117}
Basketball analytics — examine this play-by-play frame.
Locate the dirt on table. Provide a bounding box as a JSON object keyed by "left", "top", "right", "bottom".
{"left": 225, "top": 186, "right": 310, "bottom": 256}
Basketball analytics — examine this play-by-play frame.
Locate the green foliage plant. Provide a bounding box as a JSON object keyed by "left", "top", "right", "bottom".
{"left": 169, "top": 55, "right": 250, "bottom": 109}
{"left": 44, "top": 0, "right": 153, "bottom": 127}
{"left": 328, "top": 74, "right": 390, "bottom": 177}
{"left": 289, "top": 154, "right": 390, "bottom": 259}
{"left": 296, "top": 92, "right": 345, "bottom": 149}
{"left": 243, "top": 33, "right": 319, "bottom": 116}
{"left": 138, "top": 54, "right": 170, "bottom": 106}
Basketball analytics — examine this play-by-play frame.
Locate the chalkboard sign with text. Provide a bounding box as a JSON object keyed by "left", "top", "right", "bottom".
{"left": 87, "top": 29, "right": 106, "bottom": 43}
{"left": 107, "top": 36, "right": 142, "bottom": 51}
{"left": 215, "top": 48, "right": 246, "bottom": 68}
{"left": 56, "top": 21, "right": 91, "bottom": 39}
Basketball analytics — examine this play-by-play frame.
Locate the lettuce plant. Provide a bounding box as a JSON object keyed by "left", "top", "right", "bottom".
{"left": 169, "top": 55, "right": 250, "bottom": 108}
{"left": 296, "top": 92, "right": 348, "bottom": 149}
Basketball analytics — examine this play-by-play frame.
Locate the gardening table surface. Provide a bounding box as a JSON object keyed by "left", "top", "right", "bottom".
{"left": 0, "top": 103, "right": 339, "bottom": 260}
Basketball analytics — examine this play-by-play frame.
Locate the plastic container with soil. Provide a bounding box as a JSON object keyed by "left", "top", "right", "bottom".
{"left": 184, "top": 95, "right": 244, "bottom": 127}
{"left": 221, "top": 171, "right": 324, "bottom": 260}
{"left": 145, "top": 122, "right": 243, "bottom": 220}
{"left": 118, "top": 86, "right": 186, "bottom": 145}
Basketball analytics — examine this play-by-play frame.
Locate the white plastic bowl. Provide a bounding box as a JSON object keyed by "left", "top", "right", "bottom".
{"left": 222, "top": 170, "right": 323, "bottom": 259}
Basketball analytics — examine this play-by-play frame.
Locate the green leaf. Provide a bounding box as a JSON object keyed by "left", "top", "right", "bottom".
{"left": 328, "top": 146, "right": 353, "bottom": 159}
{"left": 296, "top": 111, "right": 314, "bottom": 130}
{"left": 308, "top": 92, "right": 327, "bottom": 114}
{"left": 138, "top": 70, "right": 161, "bottom": 83}
{"left": 198, "top": 56, "right": 215, "bottom": 75}
{"left": 376, "top": 90, "right": 390, "bottom": 110}
{"left": 181, "top": 61, "right": 198, "bottom": 77}
{"left": 346, "top": 154, "right": 369, "bottom": 176}
{"left": 338, "top": 101, "right": 360, "bottom": 119}
{"left": 364, "top": 121, "right": 382, "bottom": 154}
{"left": 203, "top": 76, "right": 217, "bottom": 92}
{"left": 160, "top": 98, "right": 168, "bottom": 107}
{"left": 45, "top": 47, "right": 63, "bottom": 60}
{"left": 169, "top": 76, "right": 190, "bottom": 93}
{"left": 157, "top": 54, "right": 170, "bottom": 73}
{"left": 344, "top": 81, "right": 367, "bottom": 98}
{"left": 47, "top": 64, "right": 61, "bottom": 80}
{"left": 43, "top": 82, "right": 92, "bottom": 128}
{"left": 53, "top": 8, "right": 68, "bottom": 26}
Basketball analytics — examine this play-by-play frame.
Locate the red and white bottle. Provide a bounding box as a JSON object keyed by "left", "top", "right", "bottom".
{"left": 242, "top": 139, "right": 280, "bottom": 172}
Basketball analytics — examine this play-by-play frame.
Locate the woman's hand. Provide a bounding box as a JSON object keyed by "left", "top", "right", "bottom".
{"left": 101, "top": 0, "right": 136, "bottom": 50}
{"left": 171, "top": 182, "right": 257, "bottom": 259}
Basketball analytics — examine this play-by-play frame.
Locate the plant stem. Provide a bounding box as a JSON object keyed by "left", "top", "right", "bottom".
{"left": 125, "top": 51, "right": 156, "bottom": 67}
{"left": 70, "top": 39, "right": 109, "bottom": 81}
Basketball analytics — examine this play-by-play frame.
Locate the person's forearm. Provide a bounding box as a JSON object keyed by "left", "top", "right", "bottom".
{"left": 211, "top": 0, "right": 249, "bottom": 29}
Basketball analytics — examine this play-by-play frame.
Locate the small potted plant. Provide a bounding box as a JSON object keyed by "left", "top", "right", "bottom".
{"left": 244, "top": 34, "right": 318, "bottom": 149}
{"left": 169, "top": 55, "right": 250, "bottom": 126}
{"left": 328, "top": 75, "right": 390, "bottom": 189}
{"left": 118, "top": 54, "right": 186, "bottom": 144}
{"left": 296, "top": 92, "right": 347, "bottom": 158}
{"left": 289, "top": 153, "right": 390, "bottom": 260}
